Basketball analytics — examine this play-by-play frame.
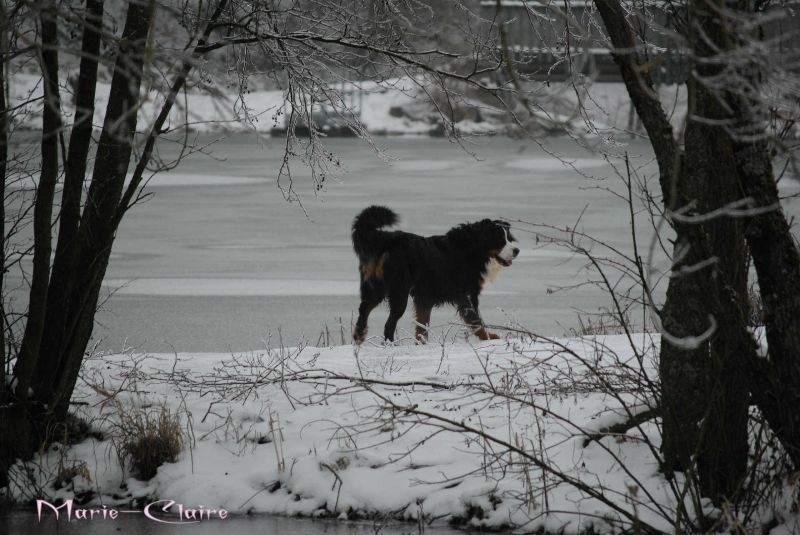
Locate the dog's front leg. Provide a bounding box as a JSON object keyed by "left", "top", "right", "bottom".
{"left": 413, "top": 303, "right": 432, "bottom": 344}
{"left": 457, "top": 297, "right": 499, "bottom": 341}
{"left": 354, "top": 280, "right": 384, "bottom": 344}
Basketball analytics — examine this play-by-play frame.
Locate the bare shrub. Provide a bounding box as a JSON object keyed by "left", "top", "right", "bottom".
{"left": 116, "top": 406, "right": 183, "bottom": 481}
{"left": 52, "top": 460, "right": 91, "bottom": 492}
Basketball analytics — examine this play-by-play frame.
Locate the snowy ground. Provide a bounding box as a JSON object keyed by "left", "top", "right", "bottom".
{"left": 6, "top": 333, "right": 709, "bottom": 533}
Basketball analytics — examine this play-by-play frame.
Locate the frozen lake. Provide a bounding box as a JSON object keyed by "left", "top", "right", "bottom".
{"left": 89, "top": 133, "right": 669, "bottom": 353}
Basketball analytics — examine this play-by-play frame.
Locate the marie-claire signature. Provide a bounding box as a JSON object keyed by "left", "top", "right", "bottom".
{"left": 37, "top": 499, "right": 229, "bottom": 524}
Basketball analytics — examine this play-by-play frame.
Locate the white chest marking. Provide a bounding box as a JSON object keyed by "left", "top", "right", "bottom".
{"left": 484, "top": 257, "right": 502, "bottom": 284}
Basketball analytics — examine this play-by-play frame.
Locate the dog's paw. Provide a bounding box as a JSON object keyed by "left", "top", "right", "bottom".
{"left": 353, "top": 327, "right": 367, "bottom": 345}
{"left": 474, "top": 327, "right": 500, "bottom": 341}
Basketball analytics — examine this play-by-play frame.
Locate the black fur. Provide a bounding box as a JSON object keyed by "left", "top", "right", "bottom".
{"left": 351, "top": 205, "right": 518, "bottom": 344}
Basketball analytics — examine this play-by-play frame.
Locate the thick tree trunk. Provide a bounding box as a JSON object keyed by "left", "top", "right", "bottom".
{"left": 592, "top": 0, "right": 709, "bottom": 476}
{"left": 0, "top": 5, "right": 7, "bottom": 406}
{"left": 596, "top": 0, "right": 752, "bottom": 501}
{"left": 735, "top": 138, "right": 800, "bottom": 466}
{"left": 594, "top": 0, "right": 699, "bottom": 466}
{"left": 34, "top": 0, "right": 105, "bottom": 400}
{"left": 2, "top": 0, "right": 155, "bottom": 483}
{"left": 48, "top": 0, "right": 232, "bottom": 420}
{"left": 12, "top": 0, "right": 62, "bottom": 402}
{"left": 0, "top": 4, "right": 10, "bottom": 490}
{"left": 680, "top": 113, "right": 750, "bottom": 500}
{"left": 47, "top": 0, "right": 154, "bottom": 420}
{"left": 667, "top": 0, "right": 754, "bottom": 500}
{"left": 592, "top": 1, "right": 694, "bottom": 476}
{"left": 659, "top": 109, "right": 751, "bottom": 500}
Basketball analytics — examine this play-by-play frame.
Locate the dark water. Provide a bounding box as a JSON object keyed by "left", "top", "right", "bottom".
{"left": 3, "top": 509, "right": 465, "bottom": 534}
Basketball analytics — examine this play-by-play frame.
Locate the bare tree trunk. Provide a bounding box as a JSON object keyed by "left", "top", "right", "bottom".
{"left": 680, "top": 110, "right": 750, "bottom": 500}
{"left": 34, "top": 0, "right": 105, "bottom": 400}
{"left": 735, "top": 137, "right": 800, "bottom": 467}
{"left": 0, "top": 3, "right": 8, "bottom": 407}
{"left": 46, "top": 0, "right": 234, "bottom": 420}
{"left": 673, "top": 0, "right": 755, "bottom": 500}
{"left": 47, "top": 0, "right": 154, "bottom": 420}
{"left": 657, "top": 102, "right": 751, "bottom": 501}
{"left": 595, "top": 0, "right": 752, "bottom": 501}
{"left": 1, "top": 1, "right": 153, "bottom": 479}
{"left": 594, "top": 0, "right": 710, "bottom": 477}
{"left": 12, "top": 0, "right": 62, "bottom": 402}
{"left": 709, "top": 0, "right": 800, "bottom": 468}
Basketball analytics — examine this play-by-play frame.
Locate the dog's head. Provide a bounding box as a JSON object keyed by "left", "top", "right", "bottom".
{"left": 475, "top": 219, "right": 520, "bottom": 267}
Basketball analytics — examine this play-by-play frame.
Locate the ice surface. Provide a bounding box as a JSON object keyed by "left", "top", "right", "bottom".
{"left": 504, "top": 157, "right": 609, "bottom": 171}
{"left": 81, "top": 135, "right": 667, "bottom": 353}
{"left": 102, "top": 278, "right": 514, "bottom": 297}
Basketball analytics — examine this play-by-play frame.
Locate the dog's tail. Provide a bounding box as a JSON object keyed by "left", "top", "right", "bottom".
{"left": 352, "top": 205, "right": 398, "bottom": 258}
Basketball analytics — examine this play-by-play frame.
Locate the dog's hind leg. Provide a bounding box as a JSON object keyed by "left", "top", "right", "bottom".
{"left": 413, "top": 299, "right": 432, "bottom": 344}
{"left": 380, "top": 255, "right": 411, "bottom": 343}
{"left": 457, "top": 295, "right": 499, "bottom": 341}
{"left": 383, "top": 287, "right": 410, "bottom": 343}
{"left": 354, "top": 279, "right": 385, "bottom": 344}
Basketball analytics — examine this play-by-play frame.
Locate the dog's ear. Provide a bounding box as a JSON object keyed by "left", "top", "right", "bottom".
{"left": 491, "top": 220, "right": 518, "bottom": 245}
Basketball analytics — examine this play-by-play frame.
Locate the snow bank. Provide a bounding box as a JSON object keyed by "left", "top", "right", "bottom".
{"left": 9, "top": 333, "right": 800, "bottom": 532}
{"left": 8, "top": 333, "right": 693, "bottom": 533}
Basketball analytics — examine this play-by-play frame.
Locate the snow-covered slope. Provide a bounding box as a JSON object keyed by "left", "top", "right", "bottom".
{"left": 8, "top": 334, "right": 685, "bottom": 532}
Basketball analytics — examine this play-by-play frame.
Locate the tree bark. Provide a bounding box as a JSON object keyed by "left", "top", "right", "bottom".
{"left": 681, "top": 113, "right": 750, "bottom": 500}
{"left": 13, "top": 0, "right": 62, "bottom": 402}
{"left": 34, "top": 0, "right": 103, "bottom": 400}
{"left": 0, "top": 4, "right": 8, "bottom": 408}
{"left": 596, "top": 0, "right": 752, "bottom": 501}
{"left": 34, "top": 0, "right": 105, "bottom": 401}
{"left": 592, "top": 0, "right": 708, "bottom": 476}
{"left": 47, "top": 0, "right": 154, "bottom": 420}
{"left": 735, "top": 137, "right": 800, "bottom": 467}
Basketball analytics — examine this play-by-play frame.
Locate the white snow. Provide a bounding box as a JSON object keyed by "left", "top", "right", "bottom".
{"left": 9, "top": 334, "right": 695, "bottom": 533}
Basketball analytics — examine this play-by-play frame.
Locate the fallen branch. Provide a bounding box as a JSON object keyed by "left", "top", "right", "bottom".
{"left": 582, "top": 407, "right": 661, "bottom": 447}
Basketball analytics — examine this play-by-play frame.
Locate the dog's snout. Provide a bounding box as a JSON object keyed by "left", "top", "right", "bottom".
{"left": 512, "top": 247, "right": 520, "bottom": 258}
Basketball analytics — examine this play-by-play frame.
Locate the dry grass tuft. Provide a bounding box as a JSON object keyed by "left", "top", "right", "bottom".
{"left": 118, "top": 406, "right": 183, "bottom": 480}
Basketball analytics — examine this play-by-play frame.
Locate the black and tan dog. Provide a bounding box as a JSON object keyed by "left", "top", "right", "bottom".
{"left": 351, "top": 205, "right": 519, "bottom": 344}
